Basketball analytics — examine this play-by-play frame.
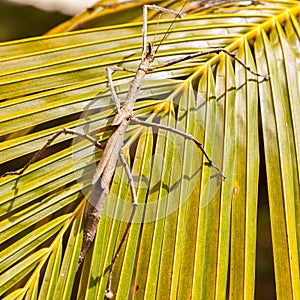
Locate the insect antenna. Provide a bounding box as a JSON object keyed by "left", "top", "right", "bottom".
{"left": 154, "top": 0, "right": 188, "bottom": 55}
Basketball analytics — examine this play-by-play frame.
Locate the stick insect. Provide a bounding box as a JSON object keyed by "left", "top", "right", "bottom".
{"left": 1, "top": 3, "right": 267, "bottom": 298}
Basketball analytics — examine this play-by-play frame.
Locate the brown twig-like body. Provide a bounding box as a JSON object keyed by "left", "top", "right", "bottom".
{"left": 77, "top": 48, "right": 155, "bottom": 267}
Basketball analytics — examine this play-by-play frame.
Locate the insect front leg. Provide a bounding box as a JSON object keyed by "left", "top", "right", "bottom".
{"left": 142, "top": 4, "right": 183, "bottom": 58}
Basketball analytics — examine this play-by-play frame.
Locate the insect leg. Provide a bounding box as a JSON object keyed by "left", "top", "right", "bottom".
{"left": 131, "top": 117, "right": 225, "bottom": 178}
{"left": 104, "top": 150, "right": 138, "bottom": 298}
{"left": 1, "top": 128, "right": 103, "bottom": 178}
{"left": 142, "top": 4, "right": 183, "bottom": 59}
{"left": 150, "top": 47, "right": 268, "bottom": 78}
{"left": 119, "top": 150, "right": 138, "bottom": 206}
{"left": 106, "top": 66, "right": 136, "bottom": 113}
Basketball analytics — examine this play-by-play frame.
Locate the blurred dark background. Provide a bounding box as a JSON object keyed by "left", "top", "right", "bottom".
{"left": 0, "top": 0, "right": 70, "bottom": 42}
{"left": 256, "top": 144, "right": 275, "bottom": 299}
{"left": 0, "top": 1, "right": 275, "bottom": 298}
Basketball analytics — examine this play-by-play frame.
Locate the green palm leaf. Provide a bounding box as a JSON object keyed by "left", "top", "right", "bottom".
{"left": 0, "top": 1, "right": 299, "bottom": 299}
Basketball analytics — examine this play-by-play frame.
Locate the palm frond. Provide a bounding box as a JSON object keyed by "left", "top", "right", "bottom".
{"left": 0, "top": 1, "right": 300, "bottom": 299}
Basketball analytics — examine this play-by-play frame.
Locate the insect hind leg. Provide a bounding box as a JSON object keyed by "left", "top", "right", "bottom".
{"left": 0, "top": 128, "right": 103, "bottom": 178}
